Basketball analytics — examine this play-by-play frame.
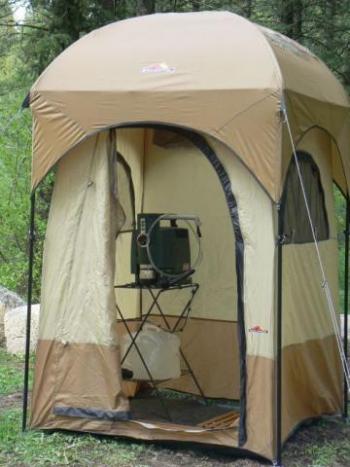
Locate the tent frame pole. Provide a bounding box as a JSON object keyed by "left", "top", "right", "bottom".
{"left": 274, "top": 203, "right": 284, "bottom": 467}
{"left": 22, "top": 191, "right": 36, "bottom": 432}
{"left": 343, "top": 194, "right": 349, "bottom": 418}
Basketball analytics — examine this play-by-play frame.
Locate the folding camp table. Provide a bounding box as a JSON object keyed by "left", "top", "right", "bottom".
{"left": 114, "top": 282, "right": 205, "bottom": 420}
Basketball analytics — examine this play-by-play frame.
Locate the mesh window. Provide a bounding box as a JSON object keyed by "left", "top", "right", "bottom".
{"left": 281, "top": 151, "right": 329, "bottom": 244}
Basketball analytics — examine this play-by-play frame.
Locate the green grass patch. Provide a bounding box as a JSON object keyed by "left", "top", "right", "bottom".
{"left": 0, "top": 409, "right": 146, "bottom": 467}
{"left": 306, "top": 439, "right": 350, "bottom": 467}
{"left": 0, "top": 348, "right": 34, "bottom": 395}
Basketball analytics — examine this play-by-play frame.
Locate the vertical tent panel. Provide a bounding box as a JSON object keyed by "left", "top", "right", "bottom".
{"left": 31, "top": 131, "right": 129, "bottom": 428}
{"left": 280, "top": 128, "right": 342, "bottom": 442}
{"left": 208, "top": 137, "right": 276, "bottom": 459}
{"left": 115, "top": 128, "right": 146, "bottom": 320}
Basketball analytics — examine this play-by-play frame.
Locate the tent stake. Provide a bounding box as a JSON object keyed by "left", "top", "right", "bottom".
{"left": 22, "top": 192, "right": 36, "bottom": 432}
{"left": 343, "top": 195, "right": 349, "bottom": 419}
{"left": 275, "top": 203, "right": 284, "bottom": 466}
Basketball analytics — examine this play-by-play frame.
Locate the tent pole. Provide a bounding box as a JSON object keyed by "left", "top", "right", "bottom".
{"left": 343, "top": 195, "right": 349, "bottom": 419}
{"left": 22, "top": 192, "right": 36, "bottom": 432}
{"left": 275, "top": 203, "right": 283, "bottom": 466}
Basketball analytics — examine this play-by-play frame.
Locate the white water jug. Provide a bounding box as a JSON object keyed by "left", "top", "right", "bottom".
{"left": 121, "top": 323, "right": 181, "bottom": 381}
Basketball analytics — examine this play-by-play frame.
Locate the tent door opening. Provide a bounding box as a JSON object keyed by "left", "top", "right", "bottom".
{"left": 114, "top": 126, "right": 244, "bottom": 435}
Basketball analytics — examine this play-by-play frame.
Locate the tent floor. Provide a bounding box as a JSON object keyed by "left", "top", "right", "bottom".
{"left": 130, "top": 391, "right": 240, "bottom": 428}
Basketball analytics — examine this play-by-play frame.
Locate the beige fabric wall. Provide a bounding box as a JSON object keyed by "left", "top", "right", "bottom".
{"left": 283, "top": 243, "right": 338, "bottom": 346}
{"left": 39, "top": 131, "right": 121, "bottom": 345}
{"left": 283, "top": 128, "right": 339, "bottom": 347}
{"left": 142, "top": 133, "right": 237, "bottom": 321}
{"left": 206, "top": 136, "right": 276, "bottom": 458}
{"left": 207, "top": 131, "right": 343, "bottom": 457}
{"left": 115, "top": 128, "right": 237, "bottom": 322}
{"left": 279, "top": 127, "right": 343, "bottom": 443}
{"left": 115, "top": 129, "right": 146, "bottom": 319}
{"left": 31, "top": 131, "right": 129, "bottom": 427}
{"left": 207, "top": 137, "right": 276, "bottom": 360}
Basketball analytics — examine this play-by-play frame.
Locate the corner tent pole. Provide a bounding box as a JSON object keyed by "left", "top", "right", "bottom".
{"left": 275, "top": 203, "right": 283, "bottom": 467}
{"left": 343, "top": 195, "right": 349, "bottom": 418}
{"left": 22, "top": 191, "right": 36, "bottom": 432}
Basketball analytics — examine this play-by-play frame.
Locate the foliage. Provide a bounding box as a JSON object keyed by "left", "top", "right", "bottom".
{"left": 0, "top": 0, "right": 349, "bottom": 304}
{"left": 19, "top": 1, "right": 117, "bottom": 78}
{"left": 334, "top": 185, "right": 346, "bottom": 306}
{"left": 0, "top": 89, "right": 53, "bottom": 301}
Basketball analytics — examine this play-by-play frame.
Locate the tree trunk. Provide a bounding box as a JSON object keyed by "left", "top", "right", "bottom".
{"left": 325, "top": 0, "right": 337, "bottom": 43}
{"left": 244, "top": 0, "right": 254, "bottom": 18}
{"left": 280, "top": 0, "right": 295, "bottom": 38}
{"left": 137, "top": 0, "right": 156, "bottom": 15}
{"left": 191, "top": 0, "right": 201, "bottom": 11}
{"left": 294, "top": 0, "right": 302, "bottom": 40}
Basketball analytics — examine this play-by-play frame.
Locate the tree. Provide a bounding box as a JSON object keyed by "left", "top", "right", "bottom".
{"left": 137, "top": 0, "right": 155, "bottom": 15}
{"left": 279, "top": 0, "right": 304, "bottom": 40}
{"left": 8, "top": 1, "right": 117, "bottom": 76}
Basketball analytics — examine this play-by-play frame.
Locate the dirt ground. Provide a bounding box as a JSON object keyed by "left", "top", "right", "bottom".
{"left": 0, "top": 390, "right": 22, "bottom": 411}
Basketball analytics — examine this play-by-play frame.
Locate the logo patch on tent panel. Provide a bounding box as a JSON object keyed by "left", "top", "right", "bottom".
{"left": 141, "top": 62, "right": 176, "bottom": 74}
{"left": 248, "top": 325, "right": 268, "bottom": 334}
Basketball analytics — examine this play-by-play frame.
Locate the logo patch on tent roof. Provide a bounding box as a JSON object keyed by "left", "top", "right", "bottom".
{"left": 141, "top": 62, "right": 176, "bottom": 74}
{"left": 248, "top": 325, "right": 268, "bottom": 334}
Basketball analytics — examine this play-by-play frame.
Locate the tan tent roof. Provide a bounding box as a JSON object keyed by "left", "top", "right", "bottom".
{"left": 29, "top": 11, "right": 350, "bottom": 199}
{"left": 260, "top": 26, "right": 349, "bottom": 106}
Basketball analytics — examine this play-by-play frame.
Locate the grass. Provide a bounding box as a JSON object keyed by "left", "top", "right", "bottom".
{"left": 0, "top": 349, "right": 148, "bottom": 466}
{"left": 0, "top": 347, "right": 349, "bottom": 466}
{"left": 284, "top": 417, "right": 350, "bottom": 467}
{"left": 305, "top": 440, "right": 350, "bottom": 467}
{"left": 0, "top": 409, "right": 146, "bottom": 467}
{"left": 0, "top": 348, "right": 33, "bottom": 395}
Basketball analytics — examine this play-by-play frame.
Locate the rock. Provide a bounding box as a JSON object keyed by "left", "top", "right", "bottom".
{"left": 0, "top": 286, "right": 25, "bottom": 346}
{"left": 4, "top": 304, "right": 40, "bottom": 354}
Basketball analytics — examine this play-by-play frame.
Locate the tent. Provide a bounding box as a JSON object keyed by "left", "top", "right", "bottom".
{"left": 22, "top": 11, "right": 350, "bottom": 465}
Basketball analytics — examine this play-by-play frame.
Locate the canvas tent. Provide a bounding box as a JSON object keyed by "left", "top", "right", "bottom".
{"left": 23, "top": 11, "right": 350, "bottom": 465}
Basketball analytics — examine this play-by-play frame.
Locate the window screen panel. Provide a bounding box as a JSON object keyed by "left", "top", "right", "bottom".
{"left": 281, "top": 151, "right": 329, "bottom": 244}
